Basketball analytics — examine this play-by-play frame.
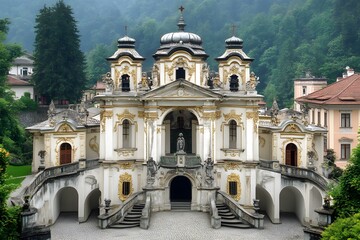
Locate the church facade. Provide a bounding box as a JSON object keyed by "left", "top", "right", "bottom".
{"left": 26, "top": 9, "right": 329, "bottom": 229}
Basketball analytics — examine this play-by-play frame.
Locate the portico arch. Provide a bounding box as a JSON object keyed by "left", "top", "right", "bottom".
{"left": 53, "top": 187, "right": 78, "bottom": 223}
{"left": 82, "top": 188, "right": 101, "bottom": 223}
{"left": 280, "top": 186, "right": 305, "bottom": 224}
{"left": 170, "top": 175, "right": 192, "bottom": 202}
{"left": 256, "top": 184, "right": 276, "bottom": 223}
{"left": 309, "top": 186, "right": 323, "bottom": 224}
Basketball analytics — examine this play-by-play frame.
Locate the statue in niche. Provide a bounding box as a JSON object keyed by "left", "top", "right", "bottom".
{"left": 205, "top": 157, "right": 214, "bottom": 180}
{"left": 176, "top": 133, "right": 185, "bottom": 153}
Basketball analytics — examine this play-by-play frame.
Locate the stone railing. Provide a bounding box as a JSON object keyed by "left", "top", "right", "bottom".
{"left": 24, "top": 159, "right": 100, "bottom": 198}
{"left": 140, "top": 194, "right": 151, "bottom": 229}
{"left": 258, "top": 159, "right": 329, "bottom": 190}
{"left": 98, "top": 191, "right": 145, "bottom": 229}
{"left": 217, "top": 191, "right": 264, "bottom": 229}
{"left": 210, "top": 196, "right": 221, "bottom": 229}
{"left": 159, "top": 155, "right": 202, "bottom": 168}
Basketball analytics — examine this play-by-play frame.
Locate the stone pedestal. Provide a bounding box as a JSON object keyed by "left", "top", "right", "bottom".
{"left": 176, "top": 152, "right": 186, "bottom": 167}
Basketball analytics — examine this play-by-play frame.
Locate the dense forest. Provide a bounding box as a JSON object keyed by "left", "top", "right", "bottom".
{"left": 1, "top": 0, "right": 360, "bottom": 107}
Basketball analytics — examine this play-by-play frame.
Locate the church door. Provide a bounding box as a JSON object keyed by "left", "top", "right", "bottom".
{"left": 60, "top": 143, "right": 72, "bottom": 165}
{"left": 170, "top": 176, "right": 192, "bottom": 202}
{"left": 285, "top": 143, "right": 297, "bottom": 166}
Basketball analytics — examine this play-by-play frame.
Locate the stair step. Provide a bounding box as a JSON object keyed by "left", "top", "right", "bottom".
{"left": 109, "top": 223, "right": 140, "bottom": 228}
{"left": 221, "top": 223, "right": 252, "bottom": 229}
{"left": 171, "top": 201, "right": 191, "bottom": 211}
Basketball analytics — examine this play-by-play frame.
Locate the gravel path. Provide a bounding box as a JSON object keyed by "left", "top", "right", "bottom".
{"left": 51, "top": 211, "right": 304, "bottom": 240}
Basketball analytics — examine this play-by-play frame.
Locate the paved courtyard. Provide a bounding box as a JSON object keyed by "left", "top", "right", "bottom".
{"left": 51, "top": 211, "right": 304, "bottom": 240}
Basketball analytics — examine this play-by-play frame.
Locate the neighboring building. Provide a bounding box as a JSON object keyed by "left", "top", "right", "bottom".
{"left": 8, "top": 53, "right": 34, "bottom": 80}
{"left": 6, "top": 75, "right": 34, "bottom": 99}
{"left": 296, "top": 67, "right": 360, "bottom": 168}
{"left": 83, "top": 81, "right": 106, "bottom": 102}
{"left": 293, "top": 72, "right": 327, "bottom": 112}
{"left": 23, "top": 9, "right": 329, "bottom": 233}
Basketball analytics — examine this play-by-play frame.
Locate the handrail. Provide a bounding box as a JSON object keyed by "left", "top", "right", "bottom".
{"left": 217, "top": 191, "right": 264, "bottom": 229}
{"left": 140, "top": 194, "right": 151, "bottom": 229}
{"left": 258, "top": 159, "right": 329, "bottom": 190}
{"left": 98, "top": 191, "right": 144, "bottom": 229}
{"left": 210, "top": 196, "right": 221, "bottom": 229}
{"left": 24, "top": 159, "right": 100, "bottom": 198}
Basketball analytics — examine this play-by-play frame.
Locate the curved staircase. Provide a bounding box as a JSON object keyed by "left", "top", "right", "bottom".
{"left": 109, "top": 203, "right": 145, "bottom": 229}
{"left": 216, "top": 203, "right": 251, "bottom": 228}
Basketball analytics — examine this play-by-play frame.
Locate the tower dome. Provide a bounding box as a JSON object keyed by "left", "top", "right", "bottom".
{"left": 117, "top": 35, "right": 136, "bottom": 48}
{"left": 225, "top": 36, "right": 244, "bottom": 49}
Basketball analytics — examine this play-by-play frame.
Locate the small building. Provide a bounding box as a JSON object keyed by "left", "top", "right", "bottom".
{"left": 6, "top": 74, "right": 34, "bottom": 99}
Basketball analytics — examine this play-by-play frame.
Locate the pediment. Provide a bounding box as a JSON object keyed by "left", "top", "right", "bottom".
{"left": 140, "top": 80, "right": 223, "bottom": 101}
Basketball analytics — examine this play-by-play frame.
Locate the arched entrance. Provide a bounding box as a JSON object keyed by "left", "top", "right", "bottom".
{"left": 170, "top": 176, "right": 192, "bottom": 202}
{"left": 163, "top": 110, "right": 198, "bottom": 154}
{"left": 285, "top": 143, "right": 297, "bottom": 166}
{"left": 60, "top": 143, "right": 72, "bottom": 165}
{"left": 121, "top": 74, "right": 130, "bottom": 91}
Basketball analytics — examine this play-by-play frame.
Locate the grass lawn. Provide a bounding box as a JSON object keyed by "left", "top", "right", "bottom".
{"left": 5, "top": 165, "right": 32, "bottom": 186}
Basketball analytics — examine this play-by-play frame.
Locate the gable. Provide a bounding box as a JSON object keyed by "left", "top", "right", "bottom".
{"left": 140, "top": 79, "right": 223, "bottom": 101}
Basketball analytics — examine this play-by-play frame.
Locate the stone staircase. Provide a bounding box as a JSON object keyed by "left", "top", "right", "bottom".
{"left": 109, "top": 203, "right": 145, "bottom": 229}
{"left": 171, "top": 201, "right": 191, "bottom": 211}
{"left": 216, "top": 203, "right": 251, "bottom": 228}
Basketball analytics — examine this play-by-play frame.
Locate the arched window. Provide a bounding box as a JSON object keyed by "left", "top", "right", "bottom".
{"left": 229, "top": 75, "right": 239, "bottom": 91}
{"left": 121, "top": 74, "right": 130, "bottom": 91}
{"left": 285, "top": 143, "right": 297, "bottom": 166}
{"left": 176, "top": 68, "right": 185, "bottom": 80}
{"left": 60, "top": 143, "right": 72, "bottom": 165}
{"left": 123, "top": 119, "right": 130, "bottom": 148}
{"left": 229, "top": 120, "right": 237, "bottom": 149}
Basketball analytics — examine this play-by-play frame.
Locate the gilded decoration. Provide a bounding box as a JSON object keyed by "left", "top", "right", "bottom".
{"left": 58, "top": 124, "right": 73, "bottom": 133}
{"left": 259, "top": 136, "right": 265, "bottom": 148}
{"left": 119, "top": 162, "right": 134, "bottom": 170}
{"left": 281, "top": 138, "right": 303, "bottom": 166}
{"left": 118, "top": 172, "right": 133, "bottom": 201}
{"left": 115, "top": 149, "right": 136, "bottom": 157}
{"left": 89, "top": 136, "right": 99, "bottom": 155}
{"left": 224, "top": 162, "right": 241, "bottom": 171}
{"left": 227, "top": 173, "right": 241, "bottom": 201}
{"left": 223, "top": 110, "right": 244, "bottom": 130}
{"left": 114, "top": 110, "right": 137, "bottom": 132}
{"left": 55, "top": 138, "right": 77, "bottom": 165}
{"left": 203, "top": 111, "right": 221, "bottom": 120}
{"left": 100, "top": 111, "right": 113, "bottom": 132}
{"left": 221, "top": 149, "right": 241, "bottom": 157}
{"left": 284, "top": 124, "right": 301, "bottom": 133}
{"left": 246, "top": 111, "right": 259, "bottom": 133}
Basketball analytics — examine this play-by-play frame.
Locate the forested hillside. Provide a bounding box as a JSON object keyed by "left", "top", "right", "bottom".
{"left": 1, "top": 0, "right": 359, "bottom": 107}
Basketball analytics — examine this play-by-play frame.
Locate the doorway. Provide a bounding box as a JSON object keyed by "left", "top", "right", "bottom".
{"left": 285, "top": 143, "right": 297, "bottom": 166}
{"left": 170, "top": 176, "right": 192, "bottom": 202}
{"left": 60, "top": 143, "right": 72, "bottom": 165}
{"left": 176, "top": 68, "right": 185, "bottom": 80}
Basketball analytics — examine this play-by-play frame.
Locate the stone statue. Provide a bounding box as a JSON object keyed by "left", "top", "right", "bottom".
{"left": 102, "top": 72, "right": 114, "bottom": 92}
{"left": 147, "top": 157, "right": 158, "bottom": 178}
{"left": 176, "top": 133, "right": 185, "bottom": 152}
{"left": 205, "top": 157, "right": 214, "bottom": 180}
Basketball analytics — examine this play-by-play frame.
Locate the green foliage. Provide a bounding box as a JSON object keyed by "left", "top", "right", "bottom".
{"left": 32, "top": 0, "right": 86, "bottom": 103}
{"left": 0, "top": 147, "right": 21, "bottom": 239}
{"left": 15, "top": 92, "right": 38, "bottom": 111}
{"left": 85, "top": 44, "right": 111, "bottom": 86}
{"left": 322, "top": 212, "right": 360, "bottom": 240}
{"left": 330, "top": 144, "right": 360, "bottom": 217}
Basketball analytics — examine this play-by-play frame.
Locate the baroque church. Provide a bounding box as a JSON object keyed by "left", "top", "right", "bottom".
{"left": 24, "top": 8, "right": 330, "bottom": 232}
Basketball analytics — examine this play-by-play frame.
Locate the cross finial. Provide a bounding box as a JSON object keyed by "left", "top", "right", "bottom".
{"left": 124, "top": 25, "right": 128, "bottom": 35}
{"left": 179, "top": 5, "right": 185, "bottom": 14}
{"left": 231, "top": 24, "right": 237, "bottom": 36}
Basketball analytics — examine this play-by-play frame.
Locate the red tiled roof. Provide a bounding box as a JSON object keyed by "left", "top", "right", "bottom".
{"left": 92, "top": 81, "right": 105, "bottom": 90}
{"left": 7, "top": 75, "right": 33, "bottom": 86}
{"left": 296, "top": 73, "right": 360, "bottom": 105}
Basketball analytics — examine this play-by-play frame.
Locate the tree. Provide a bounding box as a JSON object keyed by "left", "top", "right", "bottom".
{"left": 322, "top": 212, "right": 360, "bottom": 240}
{"left": 330, "top": 142, "right": 360, "bottom": 217}
{"left": 32, "top": 0, "right": 86, "bottom": 104}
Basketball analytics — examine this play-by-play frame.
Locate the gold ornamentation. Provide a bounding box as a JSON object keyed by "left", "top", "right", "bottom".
{"left": 227, "top": 173, "right": 241, "bottom": 201}
{"left": 100, "top": 111, "right": 113, "bottom": 132}
{"left": 221, "top": 149, "right": 242, "bottom": 157}
{"left": 119, "top": 162, "right": 134, "bottom": 170}
{"left": 115, "top": 148, "right": 136, "bottom": 156}
{"left": 246, "top": 111, "right": 259, "bottom": 133}
{"left": 89, "top": 136, "right": 99, "bottom": 155}
{"left": 58, "top": 124, "right": 72, "bottom": 132}
{"left": 203, "top": 111, "right": 221, "bottom": 120}
{"left": 157, "top": 127, "right": 161, "bottom": 134}
{"left": 281, "top": 138, "right": 303, "bottom": 166}
{"left": 114, "top": 110, "right": 137, "bottom": 131}
{"left": 284, "top": 123, "right": 301, "bottom": 133}
{"left": 224, "top": 162, "right": 241, "bottom": 171}
{"left": 118, "top": 172, "right": 133, "bottom": 201}
{"left": 223, "top": 110, "right": 244, "bottom": 129}
{"left": 259, "top": 136, "right": 265, "bottom": 148}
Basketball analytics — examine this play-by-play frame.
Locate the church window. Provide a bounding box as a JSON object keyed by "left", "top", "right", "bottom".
{"left": 121, "top": 74, "right": 130, "bottom": 91}
{"left": 122, "top": 119, "right": 130, "bottom": 148}
{"left": 229, "top": 75, "right": 239, "bottom": 91}
{"left": 176, "top": 68, "right": 185, "bottom": 80}
{"left": 229, "top": 181, "right": 238, "bottom": 196}
{"left": 229, "top": 120, "right": 237, "bottom": 149}
{"left": 122, "top": 182, "right": 131, "bottom": 196}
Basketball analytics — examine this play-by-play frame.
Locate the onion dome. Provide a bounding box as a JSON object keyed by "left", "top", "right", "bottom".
{"left": 154, "top": 7, "right": 207, "bottom": 59}
{"left": 108, "top": 34, "right": 145, "bottom": 61}
{"left": 225, "top": 36, "right": 243, "bottom": 49}
{"left": 117, "top": 35, "right": 136, "bottom": 48}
